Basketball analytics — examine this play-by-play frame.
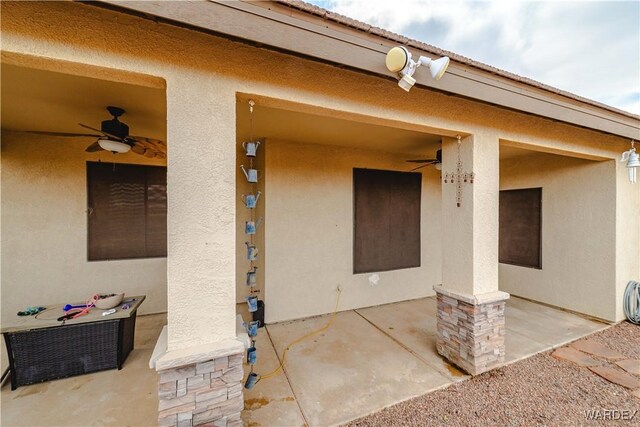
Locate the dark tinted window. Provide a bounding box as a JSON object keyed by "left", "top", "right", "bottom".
{"left": 353, "top": 168, "right": 421, "bottom": 273}
{"left": 87, "top": 162, "right": 167, "bottom": 260}
{"left": 499, "top": 188, "right": 542, "bottom": 269}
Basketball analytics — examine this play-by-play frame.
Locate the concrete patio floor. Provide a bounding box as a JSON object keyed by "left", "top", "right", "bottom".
{"left": 241, "top": 296, "right": 608, "bottom": 427}
{"left": 1, "top": 313, "right": 166, "bottom": 427}
{"left": 0, "top": 297, "right": 607, "bottom": 427}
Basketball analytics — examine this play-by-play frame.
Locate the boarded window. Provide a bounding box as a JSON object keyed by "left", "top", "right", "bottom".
{"left": 499, "top": 188, "right": 542, "bottom": 269}
{"left": 87, "top": 162, "right": 167, "bottom": 261}
{"left": 353, "top": 168, "right": 421, "bottom": 274}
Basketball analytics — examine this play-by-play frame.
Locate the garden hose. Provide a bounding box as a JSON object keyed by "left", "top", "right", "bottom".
{"left": 623, "top": 280, "right": 640, "bottom": 325}
{"left": 258, "top": 288, "right": 342, "bottom": 382}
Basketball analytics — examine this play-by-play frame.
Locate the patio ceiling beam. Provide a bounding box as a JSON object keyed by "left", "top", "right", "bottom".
{"left": 93, "top": 0, "right": 640, "bottom": 140}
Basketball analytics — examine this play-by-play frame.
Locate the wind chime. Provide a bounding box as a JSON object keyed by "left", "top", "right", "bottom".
{"left": 621, "top": 140, "right": 639, "bottom": 184}
{"left": 241, "top": 99, "right": 262, "bottom": 390}
{"left": 443, "top": 135, "right": 475, "bottom": 207}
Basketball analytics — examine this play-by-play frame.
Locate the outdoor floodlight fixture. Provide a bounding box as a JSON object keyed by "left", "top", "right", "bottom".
{"left": 385, "top": 46, "right": 450, "bottom": 92}
{"left": 97, "top": 137, "right": 131, "bottom": 154}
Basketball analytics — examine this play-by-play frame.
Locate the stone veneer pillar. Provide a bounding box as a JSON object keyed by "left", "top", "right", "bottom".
{"left": 434, "top": 285, "right": 509, "bottom": 375}
{"left": 155, "top": 339, "right": 244, "bottom": 427}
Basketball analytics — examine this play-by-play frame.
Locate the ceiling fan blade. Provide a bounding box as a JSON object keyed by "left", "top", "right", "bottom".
{"left": 131, "top": 136, "right": 166, "bottom": 156}
{"left": 131, "top": 135, "right": 165, "bottom": 146}
{"left": 78, "top": 123, "right": 121, "bottom": 140}
{"left": 85, "top": 141, "right": 104, "bottom": 153}
{"left": 23, "top": 130, "right": 100, "bottom": 138}
{"left": 410, "top": 161, "right": 437, "bottom": 171}
{"left": 130, "top": 143, "right": 145, "bottom": 155}
{"left": 406, "top": 159, "right": 437, "bottom": 163}
{"left": 143, "top": 149, "right": 156, "bottom": 158}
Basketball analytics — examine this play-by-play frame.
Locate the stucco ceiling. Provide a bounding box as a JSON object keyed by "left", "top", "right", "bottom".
{"left": 236, "top": 105, "right": 565, "bottom": 162}
{"left": 1, "top": 64, "right": 166, "bottom": 141}
{"left": 499, "top": 145, "right": 541, "bottom": 161}
{"left": 1, "top": 63, "right": 567, "bottom": 162}
{"left": 237, "top": 104, "right": 443, "bottom": 158}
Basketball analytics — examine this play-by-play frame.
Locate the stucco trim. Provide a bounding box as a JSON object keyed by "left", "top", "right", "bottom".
{"left": 434, "top": 284, "right": 510, "bottom": 305}
{"left": 1, "top": 51, "right": 166, "bottom": 89}
{"left": 275, "top": 0, "right": 637, "bottom": 120}
{"left": 93, "top": 0, "right": 640, "bottom": 140}
{"left": 155, "top": 339, "right": 244, "bottom": 371}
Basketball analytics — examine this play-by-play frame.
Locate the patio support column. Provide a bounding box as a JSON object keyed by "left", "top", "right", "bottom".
{"left": 152, "top": 78, "right": 243, "bottom": 427}
{"left": 435, "top": 134, "right": 509, "bottom": 375}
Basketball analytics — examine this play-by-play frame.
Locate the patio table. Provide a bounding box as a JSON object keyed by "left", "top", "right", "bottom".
{"left": 1, "top": 295, "right": 145, "bottom": 390}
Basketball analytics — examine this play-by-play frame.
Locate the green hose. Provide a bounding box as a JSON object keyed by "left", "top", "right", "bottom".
{"left": 623, "top": 280, "right": 640, "bottom": 325}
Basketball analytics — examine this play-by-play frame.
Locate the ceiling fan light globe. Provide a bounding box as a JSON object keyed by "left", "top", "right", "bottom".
{"left": 435, "top": 162, "right": 442, "bottom": 171}
{"left": 98, "top": 138, "right": 131, "bottom": 154}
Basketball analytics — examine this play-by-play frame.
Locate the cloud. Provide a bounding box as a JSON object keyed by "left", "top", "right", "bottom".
{"left": 308, "top": 0, "right": 640, "bottom": 114}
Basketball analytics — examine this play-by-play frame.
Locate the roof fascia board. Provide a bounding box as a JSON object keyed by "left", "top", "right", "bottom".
{"left": 95, "top": 0, "right": 640, "bottom": 140}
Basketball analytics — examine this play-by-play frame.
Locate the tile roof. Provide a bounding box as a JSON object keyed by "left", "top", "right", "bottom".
{"left": 277, "top": 0, "right": 639, "bottom": 120}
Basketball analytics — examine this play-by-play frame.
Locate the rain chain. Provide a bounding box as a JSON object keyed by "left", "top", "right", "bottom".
{"left": 443, "top": 135, "right": 474, "bottom": 207}
{"left": 241, "top": 99, "right": 262, "bottom": 389}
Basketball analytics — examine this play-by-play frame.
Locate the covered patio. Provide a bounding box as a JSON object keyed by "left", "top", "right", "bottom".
{"left": 1, "top": 297, "right": 606, "bottom": 426}
{"left": 2, "top": 2, "right": 638, "bottom": 427}
{"left": 241, "top": 296, "right": 607, "bottom": 426}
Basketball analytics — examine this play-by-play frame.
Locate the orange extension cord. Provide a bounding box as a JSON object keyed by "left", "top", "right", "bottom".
{"left": 258, "top": 288, "right": 342, "bottom": 382}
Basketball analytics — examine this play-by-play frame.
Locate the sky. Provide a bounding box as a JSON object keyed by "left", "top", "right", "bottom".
{"left": 307, "top": 0, "right": 640, "bottom": 114}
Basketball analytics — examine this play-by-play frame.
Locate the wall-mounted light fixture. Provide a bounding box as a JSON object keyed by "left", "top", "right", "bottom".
{"left": 621, "top": 140, "right": 639, "bottom": 184}
{"left": 385, "top": 46, "right": 450, "bottom": 92}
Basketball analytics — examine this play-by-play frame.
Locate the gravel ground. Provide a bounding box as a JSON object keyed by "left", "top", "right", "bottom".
{"left": 346, "top": 321, "right": 640, "bottom": 427}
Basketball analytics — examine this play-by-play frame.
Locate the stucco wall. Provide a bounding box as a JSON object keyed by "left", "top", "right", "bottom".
{"left": 615, "top": 160, "right": 640, "bottom": 320}
{"left": 499, "top": 153, "right": 617, "bottom": 321}
{"left": 1, "top": 131, "right": 167, "bottom": 324}
{"left": 2, "top": 1, "right": 638, "bottom": 348}
{"left": 264, "top": 140, "right": 442, "bottom": 323}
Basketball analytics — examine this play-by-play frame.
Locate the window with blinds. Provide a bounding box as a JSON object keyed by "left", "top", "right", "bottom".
{"left": 87, "top": 162, "right": 167, "bottom": 261}
{"left": 499, "top": 187, "right": 542, "bottom": 269}
{"left": 353, "top": 168, "right": 421, "bottom": 273}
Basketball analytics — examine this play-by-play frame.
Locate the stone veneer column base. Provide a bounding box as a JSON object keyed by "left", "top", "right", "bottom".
{"left": 155, "top": 340, "right": 245, "bottom": 427}
{"left": 434, "top": 285, "right": 509, "bottom": 376}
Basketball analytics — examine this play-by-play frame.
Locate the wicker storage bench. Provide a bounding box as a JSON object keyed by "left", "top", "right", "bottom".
{"left": 2, "top": 295, "right": 144, "bottom": 390}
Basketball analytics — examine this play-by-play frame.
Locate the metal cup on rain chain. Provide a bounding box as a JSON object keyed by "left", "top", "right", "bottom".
{"left": 245, "top": 218, "right": 262, "bottom": 235}
{"left": 240, "top": 165, "right": 258, "bottom": 183}
{"left": 246, "top": 296, "right": 258, "bottom": 313}
{"left": 241, "top": 191, "right": 261, "bottom": 209}
{"left": 245, "top": 372, "right": 259, "bottom": 389}
{"left": 246, "top": 320, "right": 260, "bottom": 337}
{"left": 247, "top": 346, "right": 257, "bottom": 365}
{"left": 243, "top": 141, "right": 261, "bottom": 157}
{"left": 245, "top": 242, "right": 258, "bottom": 261}
{"left": 246, "top": 267, "right": 258, "bottom": 286}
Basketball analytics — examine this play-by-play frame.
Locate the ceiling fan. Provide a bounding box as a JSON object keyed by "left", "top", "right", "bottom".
{"left": 407, "top": 148, "right": 442, "bottom": 171}
{"left": 25, "top": 106, "right": 166, "bottom": 159}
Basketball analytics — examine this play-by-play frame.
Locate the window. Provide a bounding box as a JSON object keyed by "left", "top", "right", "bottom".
{"left": 87, "top": 162, "right": 167, "bottom": 261}
{"left": 499, "top": 188, "right": 542, "bottom": 269}
{"left": 353, "top": 168, "right": 421, "bottom": 273}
